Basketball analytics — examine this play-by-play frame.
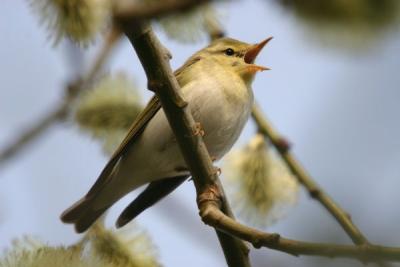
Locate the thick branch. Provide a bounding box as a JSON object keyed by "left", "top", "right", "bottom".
{"left": 0, "top": 27, "right": 121, "bottom": 168}
{"left": 251, "top": 103, "right": 369, "bottom": 245}
{"left": 200, "top": 201, "right": 400, "bottom": 262}
{"left": 118, "top": 21, "right": 250, "bottom": 267}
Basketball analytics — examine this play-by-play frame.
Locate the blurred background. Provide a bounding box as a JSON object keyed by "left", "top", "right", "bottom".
{"left": 1, "top": 0, "right": 400, "bottom": 266}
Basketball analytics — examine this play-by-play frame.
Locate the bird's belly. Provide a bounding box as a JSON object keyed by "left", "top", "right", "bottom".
{"left": 187, "top": 81, "right": 252, "bottom": 160}
{"left": 122, "top": 79, "right": 252, "bottom": 184}
{"left": 197, "top": 100, "right": 250, "bottom": 159}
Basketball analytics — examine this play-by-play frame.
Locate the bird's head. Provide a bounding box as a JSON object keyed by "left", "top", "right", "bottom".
{"left": 198, "top": 37, "right": 272, "bottom": 84}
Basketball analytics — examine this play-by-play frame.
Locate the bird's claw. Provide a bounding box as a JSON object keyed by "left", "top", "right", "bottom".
{"left": 276, "top": 137, "right": 292, "bottom": 153}
{"left": 193, "top": 122, "right": 205, "bottom": 137}
{"left": 213, "top": 166, "right": 221, "bottom": 176}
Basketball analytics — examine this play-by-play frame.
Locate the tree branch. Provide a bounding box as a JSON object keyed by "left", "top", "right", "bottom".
{"left": 251, "top": 103, "right": 369, "bottom": 245}
{"left": 200, "top": 201, "right": 400, "bottom": 262}
{"left": 0, "top": 27, "right": 121, "bottom": 168}
{"left": 116, "top": 20, "right": 250, "bottom": 267}
{"left": 0, "top": 104, "right": 67, "bottom": 166}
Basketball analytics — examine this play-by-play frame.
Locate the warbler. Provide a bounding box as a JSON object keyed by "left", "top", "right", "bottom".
{"left": 61, "top": 37, "right": 272, "bottom": 233}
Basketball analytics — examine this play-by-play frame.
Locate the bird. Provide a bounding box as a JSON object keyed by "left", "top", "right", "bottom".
{"left": 61, "top": 37, "right": 272, "bottom": 233}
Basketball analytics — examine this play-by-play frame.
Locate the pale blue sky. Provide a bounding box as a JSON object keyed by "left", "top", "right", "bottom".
{"left": 1, "top": 0, "right": 400, "bottom": 266}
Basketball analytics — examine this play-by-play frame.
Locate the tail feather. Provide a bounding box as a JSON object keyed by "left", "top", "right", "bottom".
{"left": 61, "top": 196, "right": 109, "bottom": 233}
{"left": 74, "top": 206, "right": 110, "bottom": 233}
{"left": 60, "top": 197, "right": 90, "bottom": 223}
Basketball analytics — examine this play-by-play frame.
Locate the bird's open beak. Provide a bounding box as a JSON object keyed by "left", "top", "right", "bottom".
{"left": 244, "top": 37, "right": 273, "bottom": 73}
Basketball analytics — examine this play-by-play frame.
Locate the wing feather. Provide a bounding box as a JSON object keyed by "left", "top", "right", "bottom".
{"left": 85, "top": 57, "right": 203, "bottom": 199}
{"left": 86, "top": 96, "right": 161, "bottom": 198}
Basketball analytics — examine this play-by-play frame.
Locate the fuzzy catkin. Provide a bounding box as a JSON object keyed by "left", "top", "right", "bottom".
{"left": 274, "top": 0, "right": 400, "bottom": 50}
{"left": 223, "top": 133, "right": 299, "bottom": 228}
{"left": 29, "top": 0, "right": 110, "bottom": 45}
{"left": 87, "top": 222, "right": 160, "bottom": 267}
{"left": 1, "top": 237, "right": 107, "bottom": 267}
{"left": 73, "top": 73, "right": 143, "bottom": 155}
{"left": 1, "top": 223, "right": 160, "bottom": 267}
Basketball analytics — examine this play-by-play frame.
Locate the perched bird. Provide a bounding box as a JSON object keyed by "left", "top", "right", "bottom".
{"left": 61, "top": 37, "right": 272, "bottom": 233}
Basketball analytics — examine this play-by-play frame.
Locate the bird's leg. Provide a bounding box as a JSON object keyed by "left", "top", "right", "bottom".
{"left": 213, "top": 166, "right": 221, "bottom": 176}
{"left": 193, "top": 122, "right": 205, "bottom": 137}
{"left": 209, "top": 156, "right": 221, "bottom": 176}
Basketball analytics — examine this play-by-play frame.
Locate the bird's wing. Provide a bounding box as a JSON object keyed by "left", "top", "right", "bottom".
{"left": 85, "top": 57, "right": 203, "bottom": 199}
{"left": 86, "top": 95, "right": 161, "bottom": 198}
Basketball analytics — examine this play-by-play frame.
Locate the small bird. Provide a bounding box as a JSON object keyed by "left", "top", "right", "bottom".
{"left": 61, "top": 37, "right": 272, "bottom": 233}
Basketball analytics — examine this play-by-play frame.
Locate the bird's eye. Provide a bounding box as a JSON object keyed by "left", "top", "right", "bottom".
{"left": 225, "top": 48, "right": 235, "bottom": 56}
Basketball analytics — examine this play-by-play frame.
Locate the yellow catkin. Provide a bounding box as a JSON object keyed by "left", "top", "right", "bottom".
{"left": 223, "top": 133, "right": 299, "bottom": 228}
{"left": 29, "top": 0, "right": 110, "bottom": 45}
{"left": 275, "top": 0, "right": 400, "bottom": 49}
{"left": 1, "top": 224, "right": 160, "bottom": 267}
{"left": 87, "top": 221, "right": 160, "bottom": 267}
{"left": 74, "top": 73, "right": 143, "bottom": 154}
{"left": 1, "top": 237, "right": 108, "bottom": 267}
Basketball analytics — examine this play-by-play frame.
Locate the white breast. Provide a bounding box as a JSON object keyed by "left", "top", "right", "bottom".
{"left": 183, "top": 67, "right": 253, "bottom": 159}
{"left": 119, "top": 62, "right": 253, "bottom": 187}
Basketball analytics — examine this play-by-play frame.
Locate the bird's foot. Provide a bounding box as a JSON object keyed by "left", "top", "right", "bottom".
{"left": 275, "top": 137, "right": 292, "bottom": 153}
{"left": 213, "top": 166, "right": 221, "bottom": 176}
{"left": 193, "top": 122, "right": 205, "bottom": 137}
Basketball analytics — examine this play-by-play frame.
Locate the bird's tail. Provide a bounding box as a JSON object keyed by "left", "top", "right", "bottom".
{"left": 60, "top": 196, "right": 111, "bottom": 233}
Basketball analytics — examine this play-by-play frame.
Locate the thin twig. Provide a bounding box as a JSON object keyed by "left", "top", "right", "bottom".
{"left": 117, "top": 19, "right": 251, "bottom": 267}
{"left": 252, "top": 104, "right": 394, "bottom": 267}
{"left": 0, "top": 27, "right": 121, "bottom": 169}
{"left": 200, "top": 201, "right": 400, "bottom": 262}
{"left": 251, "top": 103, "right": 369, "bottom": 245}
{"left": 201, "top": 202, "right": 400, "bottom": 262}
{"left": 0, "top": 104, "right": 67, "bottom": 166}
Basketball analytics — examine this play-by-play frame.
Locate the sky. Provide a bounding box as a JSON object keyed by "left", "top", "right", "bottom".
{"left": 1, "top": 0, "right": 400, "bottom": 267}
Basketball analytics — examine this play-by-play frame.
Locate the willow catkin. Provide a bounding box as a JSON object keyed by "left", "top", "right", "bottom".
{"left": 276, "top": 0, "right": 400, "bottom": 28}
{"left": 87, "top": 221, "right": 160, "bottom": 267}
{"left": 1, "top": 223, "right": 160, "bottom": 267}
{"left": 29, "top": 0, "right": 111, "bottom": 45}
{"left": 223, "top": 133, "right": 299, "bottom": 228}
{"left": 0, "top": 236, "right": 107, "bottom": 267}
{"left": 274, "top": 0, "right": 400, "bottom": 49}
{"left": 73, "top": 73, "right": 143, "bottom": 155}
